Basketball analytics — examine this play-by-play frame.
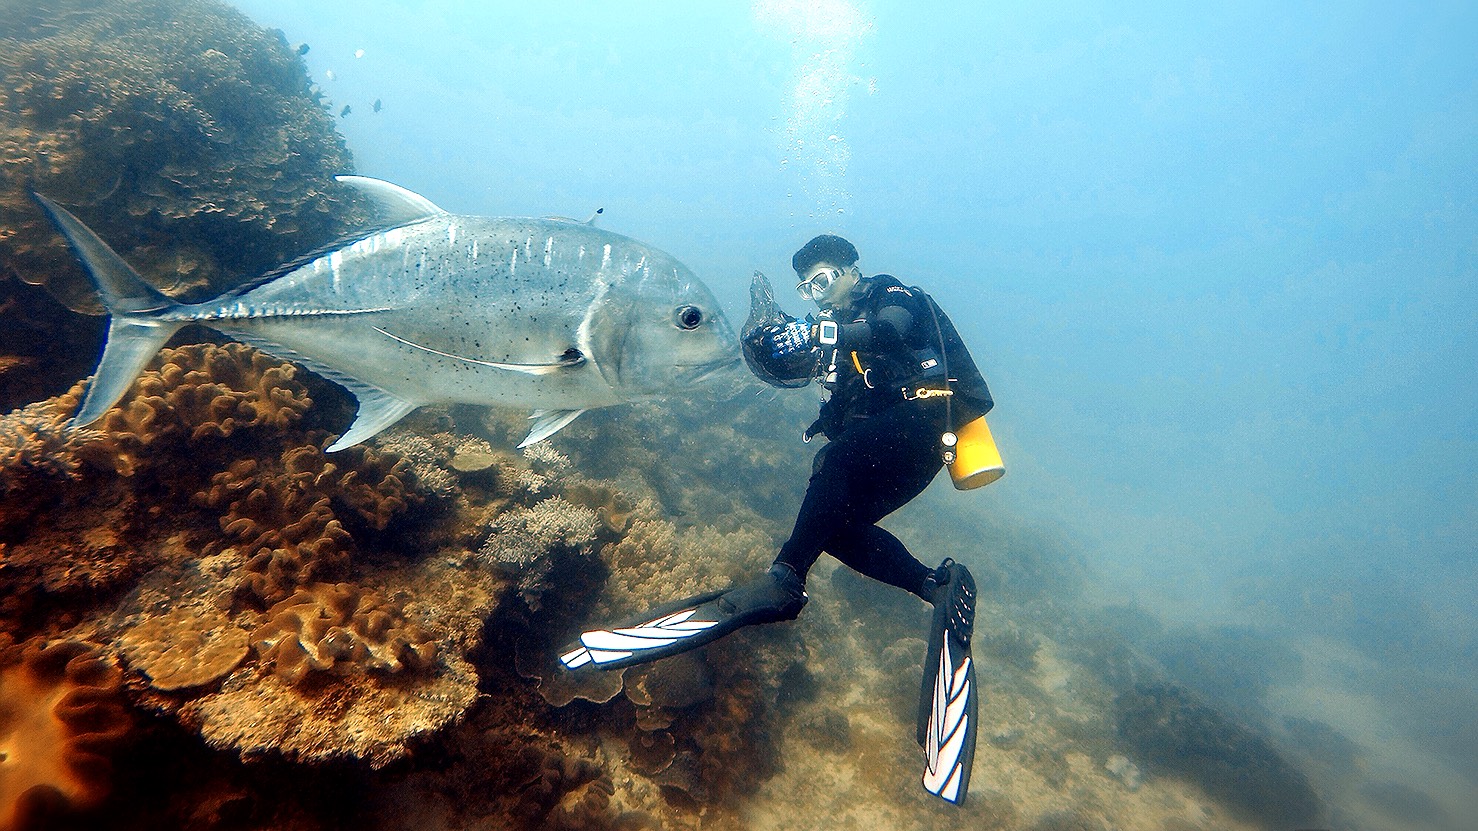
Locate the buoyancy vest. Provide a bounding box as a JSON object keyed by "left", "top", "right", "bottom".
{"left": 818, "top": 275, "right": 992, "bottom": 433}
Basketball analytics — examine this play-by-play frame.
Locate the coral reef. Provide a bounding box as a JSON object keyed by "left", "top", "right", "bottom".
{"left": 478, "top": 497, "right": 600, "bottom": 611}
{"left": 0, "top": 325, "right": 1332, "bottom": 829}
{"left": 0, "top": 0, "right": 362, "bottom": 315}
{"left": 119, "top": 604, "right": 248, "bottom": 692}
{"left": 0, "top": 340, "right": 488, "bottom": 769}
{"left": 0, "top": 638, "right": 132, "bottom": 830}
{"left": 250, "top": 582, "right": 436, "bottom": 684}
{"left": 196, "top": 438, "right": 419, "bottom": 608}
{"left": 85, "top": 342, "right": 315, "bottom": 477}
{"left": 0, "top": 344, "right": 321, "bottom": 630}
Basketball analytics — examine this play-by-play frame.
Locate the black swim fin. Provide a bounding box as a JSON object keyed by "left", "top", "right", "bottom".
{"left": 560, "top": 565, "right": 808, "bottom": 672}
{"left": 916, "top": 559, "right": 978, "bottom": 805}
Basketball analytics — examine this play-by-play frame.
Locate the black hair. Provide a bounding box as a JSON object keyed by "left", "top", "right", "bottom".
{"left": 792, "top": 234, "right": 858, "bottom": 274}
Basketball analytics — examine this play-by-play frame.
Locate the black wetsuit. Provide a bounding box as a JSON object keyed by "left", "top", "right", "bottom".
{"left": 774, "top": 275, "right": 992, "bottom": 596}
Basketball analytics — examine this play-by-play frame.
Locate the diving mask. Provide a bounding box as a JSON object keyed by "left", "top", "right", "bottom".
{"left": 796, "top": 267, "right": 843, "bottom": 302}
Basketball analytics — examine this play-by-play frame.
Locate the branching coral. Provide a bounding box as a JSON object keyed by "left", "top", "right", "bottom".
{"left": 250, "top": 582, "right": 436, "bottom": 684}
{"left": 0, "top": 638, "right": 132, "bottom": 830}
{"left": 478, "top": 497, "right": 600, "bottom": 611}
{"left": 0, "top": 0, "right": 363, "bottom": 314}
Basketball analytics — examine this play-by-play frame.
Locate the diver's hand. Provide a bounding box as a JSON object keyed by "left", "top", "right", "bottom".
{"left": 770, "top": 319, "right": 813, "bottom": 359}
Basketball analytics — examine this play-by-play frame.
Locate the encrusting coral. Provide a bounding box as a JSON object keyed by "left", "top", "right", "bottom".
{"left": 0, "top": 344, "right": 320, "bottom": 629}
{"left": 0, "top": 637, "right": 132, "bottom": 831}
{"left": 0, "top": 0, "right": 361, "bottom": 314}
{"left": 0, "top": 341, "right": 483, "bottom": 768}
{"left": 118, "top": 604, "right": 248, "bottom": 692}
{"left": 83, "top": 342, "right": 315, "bottom": 477}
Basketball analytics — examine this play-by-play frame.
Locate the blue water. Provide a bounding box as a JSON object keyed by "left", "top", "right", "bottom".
{"left": 231, "top": 1, "right": 1478, "bottom": 824}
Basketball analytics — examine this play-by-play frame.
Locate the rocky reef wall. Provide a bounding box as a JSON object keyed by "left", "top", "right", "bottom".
{"left": 0, "top": 0, "right": 366, "bottom": 411}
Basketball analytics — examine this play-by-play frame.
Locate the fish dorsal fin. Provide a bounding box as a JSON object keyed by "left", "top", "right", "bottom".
{"left": 542, "top": 207, "right": 604, "bottom": 226}
{"left": 336, "top": 175, "right": 447, "bottom": 226}
{"left": 519, "top": 409, "right": 586, "bottom": 448}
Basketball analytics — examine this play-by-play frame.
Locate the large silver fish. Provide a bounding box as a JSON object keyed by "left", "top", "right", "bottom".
{"left": 36, "top": 176, "right": 738, "bottom": 450}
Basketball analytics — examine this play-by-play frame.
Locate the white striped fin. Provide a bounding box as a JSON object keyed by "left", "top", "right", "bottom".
{"left": 577, "top": 606, "right": 720, "bottom": 665}
{"left": 560, "top": 646, "right": 593, "bottom": 669}
{"left": 923, "top": 638, "right": 973, "bottom": 803}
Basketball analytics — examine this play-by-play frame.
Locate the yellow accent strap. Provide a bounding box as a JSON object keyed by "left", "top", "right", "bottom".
{"left": 904, "top": 387, "right": 954, "bottom": 400}
{"left": 850, "top": 351, "right": 864, "bottom": 374}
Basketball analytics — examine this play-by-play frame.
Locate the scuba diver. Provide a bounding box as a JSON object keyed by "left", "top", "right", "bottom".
{"left": 561, "top": 234, "right": 999, "bottom": 804}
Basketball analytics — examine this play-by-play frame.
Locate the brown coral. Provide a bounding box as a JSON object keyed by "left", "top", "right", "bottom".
{"left": 0, "top": 638, "right": 131, "bottom": 830}
{"left": 196, "top": 440, "right": 419, "bottom": 607}
{"left": 0, "top": 0, "right": 363, "bottom": 315}
{"left": 82, "top": 342, "right": 315, "bottom": 477}
{"left": 250, "top": 582, "right": 436, "bottom": 684}
{"left": 118, "top": 604, "right": 248, "bottom": 691}
{"left": 564, "top": 482, "right": 637, "bottom": 535}
{"left": 0, "top": 344, "right": 334, "bottom": 630}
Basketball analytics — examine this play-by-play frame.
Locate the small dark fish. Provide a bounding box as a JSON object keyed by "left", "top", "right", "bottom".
{"left": 373, "top": 98, "right": 383, "bottom": 113}
{"left": 340, "top": 105, "right": 352, "bottom": 117}
{"left": 296, "top": 43, "right": 310, "bottom": 56}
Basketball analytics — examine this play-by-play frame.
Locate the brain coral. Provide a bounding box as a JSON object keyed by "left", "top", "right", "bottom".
{"left": 81, "top": 342, "right": 315, "bottom": 477}
{"left": 0, "top": 638, "right": 132, "bottom": 830}
{"left": 250, "top": 582, "right": 436, "bottom": 684}
{"left": 0, "top": 0, "right": 362, "bottom": 314}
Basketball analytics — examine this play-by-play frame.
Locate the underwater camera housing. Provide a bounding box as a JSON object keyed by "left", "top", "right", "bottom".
{"left": 742, "top": 271, "right": 818, "bottom": 388}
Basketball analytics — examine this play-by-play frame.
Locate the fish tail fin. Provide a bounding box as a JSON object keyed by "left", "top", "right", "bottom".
{"left": 32, "top": 193, "right": 183, "bottom": 425}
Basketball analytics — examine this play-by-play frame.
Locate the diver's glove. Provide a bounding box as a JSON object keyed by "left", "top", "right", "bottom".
{"left": 769, "top": 319, "right": 814, "bottom": 359}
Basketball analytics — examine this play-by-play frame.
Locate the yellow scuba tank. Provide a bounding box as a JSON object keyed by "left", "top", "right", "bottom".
{"left": 943, "top": 416, "right": 1004, "bottom": 490}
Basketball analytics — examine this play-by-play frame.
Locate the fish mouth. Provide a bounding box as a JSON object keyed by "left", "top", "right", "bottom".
{"left": 676, "top": 356, "right": 741, "bottom": 384}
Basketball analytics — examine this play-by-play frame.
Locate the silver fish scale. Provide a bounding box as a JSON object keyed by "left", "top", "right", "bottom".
{"left": 37, "top": 177, "right": 736, "bottom": 450}
{"left": 177, "top": 215, "right": 703, "bottom": 410}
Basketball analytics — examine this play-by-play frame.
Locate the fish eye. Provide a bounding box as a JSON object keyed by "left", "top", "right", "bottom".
{"left": 675, "top": 305, "right": 703, "bottom": 330}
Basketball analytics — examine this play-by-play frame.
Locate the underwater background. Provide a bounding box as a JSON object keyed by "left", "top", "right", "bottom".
{"left": 1, "top": 1, "right": 1474, "bottom": 830}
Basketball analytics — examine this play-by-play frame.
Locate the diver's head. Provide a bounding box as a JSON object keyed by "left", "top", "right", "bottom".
{"left": 793, "top": 234, "right": 861, "bottom": 309}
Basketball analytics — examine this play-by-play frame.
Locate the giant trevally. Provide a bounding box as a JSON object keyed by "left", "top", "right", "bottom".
{"left": 35, "top": 176, "right": 738, "bottom": 450}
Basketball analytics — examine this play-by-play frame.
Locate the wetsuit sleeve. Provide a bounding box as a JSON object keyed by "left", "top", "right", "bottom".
{"left": 833, "top": 303, "right": 915, "bottom": 352}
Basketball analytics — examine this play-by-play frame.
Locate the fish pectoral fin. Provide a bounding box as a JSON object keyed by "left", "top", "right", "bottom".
{"left": 335, "top": 175, "right": 447, "bottom": 226}
{"left": 328, "top": 387, "right": 418, "bottom": 452}
{"left": 519, "top": 409, "right": 586, "bottom": 448}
